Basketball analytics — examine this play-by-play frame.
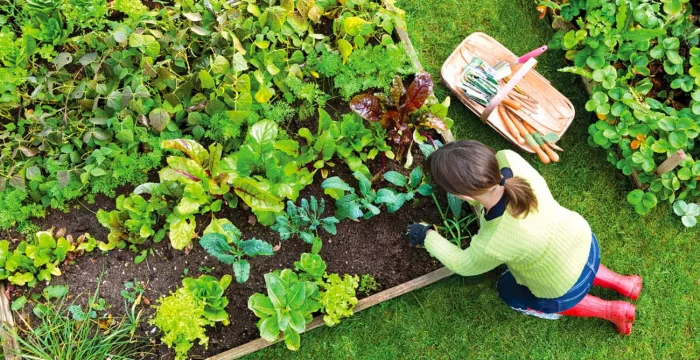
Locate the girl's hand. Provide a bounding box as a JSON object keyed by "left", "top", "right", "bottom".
{"left": 406, "top": 223, "right": 437, "bottom": 247}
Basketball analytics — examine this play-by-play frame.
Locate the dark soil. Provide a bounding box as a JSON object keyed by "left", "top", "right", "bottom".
{"left": 11, "top": 141, "right": 465, "bottom": 359}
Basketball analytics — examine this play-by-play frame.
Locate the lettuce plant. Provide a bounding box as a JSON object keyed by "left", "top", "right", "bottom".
{"left": 151, "top": 274, "right": 231, "bottom": 360}
{"left": 350, "top": 73, "right": 449, "bottom": 160}
{"left": 199, "top": 218, "right": 274, "bottom": 283}
{"left": 0, "top": 229, "right": 97, "bottom": 287}
{"left": 247, "top": 269, "right": 321, "bottom": 351}
{"left": 319, "top": 273, "right": 359, "bottom": 327}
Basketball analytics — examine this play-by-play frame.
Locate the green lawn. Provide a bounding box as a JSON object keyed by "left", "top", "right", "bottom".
{"left": 245, "top": 0, "right": 699, "bottom": 358}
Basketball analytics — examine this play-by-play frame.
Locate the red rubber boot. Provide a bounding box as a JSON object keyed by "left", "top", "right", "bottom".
{"left": 594, "top": 264, "right": 643, "bottom": 300}
{"left": 559, "top": 295, "right": 636, "bottom": 335}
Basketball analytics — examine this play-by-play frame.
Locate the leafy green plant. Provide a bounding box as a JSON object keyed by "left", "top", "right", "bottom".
{"left": 376, "top": 167, "right": 433, "bottom": 213}
{"left": 121, "top": 278, "right": 146, "bottom": 305}
{"left": 96, "top": 193, "right": 167, "bottom": 250}
{"left": 272, "top": 196, "right": 339, "bottom": 245}
{"left": 627, "top": 189, "right": 659, "bottom": 215}
{"left": 294, "top": 252, "right": 327, "bottom": 281}
{"left": 318, "top": 273, "right": 359, "bottom": 327}
{"left": 0, "top": 229, "right": 97, "bottom": 287}
{"left": 247, "top": 269, "right": 322, "bottom": 351}
{"left": 322, "top": 171, "right": 381, "bottom": 220}
{"left": 182, "top": 275, "right": 233, "bottom": 325}
{"left": 150, "top": 275, "right": 231, "bottom": 360}
{"left": 358, "top": 274, "right": 380, "bottom": 295}
{"left": 350, "top": 73, "right": 449, "bottom": 160}
{"left": 199, "top": 218, "right": 274, "bottom": 283}
{"left": 673, "top": 200, "right": 700, "bottom": 227}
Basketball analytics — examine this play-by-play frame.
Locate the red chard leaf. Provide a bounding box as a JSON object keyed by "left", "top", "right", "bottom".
{"left": 401, "top": 71, "right": 433, "bottom": 114}
{"left": 350, "top": 94, "right": 383, "bottom": 121}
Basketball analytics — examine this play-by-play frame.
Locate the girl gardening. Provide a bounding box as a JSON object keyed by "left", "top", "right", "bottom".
{"left": 407, "top": 140, "right": 642, "bottom": 334}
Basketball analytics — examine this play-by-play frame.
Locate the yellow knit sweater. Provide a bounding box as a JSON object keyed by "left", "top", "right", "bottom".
{"left": 425, "top": 150, "right": 592, "bottom": 298}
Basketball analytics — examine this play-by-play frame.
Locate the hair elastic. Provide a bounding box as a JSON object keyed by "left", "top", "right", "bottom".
{"left": 499, "top": 177, "right": 506, "bottom": 186}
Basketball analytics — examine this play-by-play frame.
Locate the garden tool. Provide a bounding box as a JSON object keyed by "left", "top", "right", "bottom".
{"left": 493, "top": 45, "right": 548, "bottom": 80}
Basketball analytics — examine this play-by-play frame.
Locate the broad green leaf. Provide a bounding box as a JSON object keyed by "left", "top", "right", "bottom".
{"left": 265, "top": 273, "right": 287, "bottom": 308}
{"left": 627, "top": 189, "right": 644, "bottom": 205}
{"left": 248, "top": 293, "right": 276, "bottom": 317}
{"left": 337, "top": 39, "right": 352, "bottom": 64}
{"left": 169, "top": 217, "right": 196, "bottom": 250}
{"left": 342, "top": 17, "right": 370, "bottom": 37}
{"left": 259, "top": 316, "right": 281, "bottom": 341}
{"left": 162, "top": 139, "right": 209, "bottom": 166}
{"left": 286, "top": 282, "right": 306, "bottom": 309}
{"left": 199, "top": 233, "right": 235, "bottom": 264}
{"left": 199, "top": 70, "right": 215, "bottom": 89}
{"left": 233, "top": 260, "right": 251, "bottom": 283}
{"left": 234, "top": 178, "right": 284, "bottom": 213}
{"left": 283, "top": 328, "right": 301, "bottom": 351}
{"left": 239, "top": 239, "right": 274, "bottom": 256}
{"left": 383, "top": 171, "right": 407, "bottom": 187}
{"left": 11, "top": 296, "right": 27, "bottom": 311}
{"left": 43, "top": 285, "right": 68, "bottom": 300}
{"left": 682, "top": 215, "right": 697, "bottom": 227}
{"left": 212, "top": 55, "right": 230, "bottom": 74}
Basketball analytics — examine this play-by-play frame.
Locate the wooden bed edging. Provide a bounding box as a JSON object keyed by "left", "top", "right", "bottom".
{"left": 206, "top": 267, "right": 454, "bottom": 360}
{"left": 0, "top": 283, "right": 19, "bottom": 360}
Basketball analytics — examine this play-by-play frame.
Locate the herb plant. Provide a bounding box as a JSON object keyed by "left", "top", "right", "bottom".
{"left": 199, "top": 218, "right": 274, "bottom": 283}
{"left": 358, "top": 274, "right": 380, "bottom": 295}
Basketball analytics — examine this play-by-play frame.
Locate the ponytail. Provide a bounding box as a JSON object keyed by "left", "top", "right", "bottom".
{"left": 502, "top": 177, "right": 538, "bottom": 218}
{"left": 428, "top": 140, "right": 539, "bottom": 218}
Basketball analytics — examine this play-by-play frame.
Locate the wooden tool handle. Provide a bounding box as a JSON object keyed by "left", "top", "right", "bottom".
{"left": 508, "top": 109, "right": 550, "bottom": 164}
{"left": 498, "top": 105, "right": 524, "bottom": 144}
{"left": 523, "top": 122, "right": 559, "bottom": 162}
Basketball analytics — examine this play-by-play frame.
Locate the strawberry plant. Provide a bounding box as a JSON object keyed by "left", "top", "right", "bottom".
{"left": 543, "top": 0, "right": 700, "bottom": 220}
{"left": 199, "top": 218, "right": 274, "bottom": 283}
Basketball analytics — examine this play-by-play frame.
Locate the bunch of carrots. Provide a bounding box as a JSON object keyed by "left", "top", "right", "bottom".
{"left": 497, "top": 94, "right": 561, "bottom": 164}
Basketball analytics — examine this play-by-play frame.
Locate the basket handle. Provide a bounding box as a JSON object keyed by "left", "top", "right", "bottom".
{"left": 480, "top": 58, "right": 537, "bottom": 122}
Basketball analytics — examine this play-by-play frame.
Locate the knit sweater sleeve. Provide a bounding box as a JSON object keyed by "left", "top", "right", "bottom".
{"left": 424, "top": 230, "right": 502, "bottom": 276}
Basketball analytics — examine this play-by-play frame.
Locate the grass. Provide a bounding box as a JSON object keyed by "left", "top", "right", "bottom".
{"left": 244, "top": 0, "right": 699, "bottom": 358}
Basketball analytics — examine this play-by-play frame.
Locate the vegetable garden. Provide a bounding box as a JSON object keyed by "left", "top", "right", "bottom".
{"left": 0, "top": 0, "right": 698, "bottom": 359}
{"left": 0, "top": 0, "right": 469, "bottom": 358}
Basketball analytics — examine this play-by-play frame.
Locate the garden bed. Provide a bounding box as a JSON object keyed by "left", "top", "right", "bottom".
{"left": 8, "top": 147, "right": 450, "bottom": 359}
{"left": 0, "top": 0, "right": 472, "bottom": 358}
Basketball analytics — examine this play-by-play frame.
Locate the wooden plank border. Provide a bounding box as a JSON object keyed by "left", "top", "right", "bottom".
{"left": 0, "top": 283, "right": 20, "bottom": 360}
{"left": 207, "top": 267, "right": 454, "bottom": 360}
